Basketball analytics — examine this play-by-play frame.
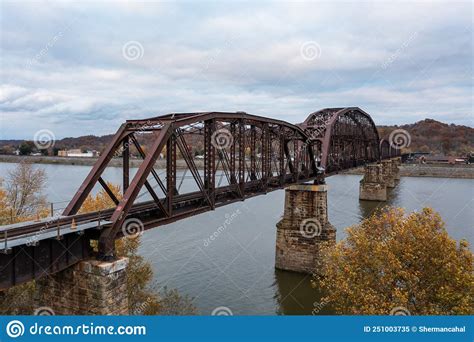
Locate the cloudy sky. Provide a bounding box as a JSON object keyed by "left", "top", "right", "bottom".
{"left": 1, "top": 0, "right": 472, "bottom": 139}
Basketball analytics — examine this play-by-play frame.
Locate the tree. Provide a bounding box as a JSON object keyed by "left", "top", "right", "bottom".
{"left": 314, "top": 207, "right": 474, "bottom": 315}
{"left": 80, "top": 182, "right": 197, "bottom": 315}
{"left": 0, "top": 181, "right": 9, "bottom": 225}
{"left": 441, "top": 138, "right": 452, "bottom": 155}
{"left": 18, "top": 141, "right": 35, "bottom": 155}
{"left": 0, "top": 145, "right": 15, "bottom": 155}
{"left": 0, "top": 175, "right": 196, "bottom": 315}
{"left": 4, "top": 162, "right": 47, "bottom": 219}
{"left": 0, "top": 163, "right": 49, "bottom": 313}
{"left": 153, "top": 287, "right": 197, "bottom": 315}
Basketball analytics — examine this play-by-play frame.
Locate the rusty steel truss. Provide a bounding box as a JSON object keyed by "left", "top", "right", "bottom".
{"left": 0, "top": 107, "right": 401, "bottom": 288}
{"left": 63, "top": 111, "right": 322, "bottom": 259}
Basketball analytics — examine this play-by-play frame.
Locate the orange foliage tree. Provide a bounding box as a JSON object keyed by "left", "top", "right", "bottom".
{"left": 79, "top": 182, "right": 196, "bottom": 315}
{"left": 0, "top": 172, "right": 195, "bottom": 315}
{"left": 315, "top": 207, "right": 474, "bottom": 315}
{"left": 0, "top": 162, "right": 49, "bottom": 225}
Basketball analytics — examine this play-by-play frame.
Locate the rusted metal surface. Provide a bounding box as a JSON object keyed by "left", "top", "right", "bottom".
{"left": 0, "top": 233, "right": 90, "bottom": 289}
{"left": 1, "top": 107, "right": 398, "bottom": 287}
{"left": 300, "top": 107, "right": 382, "bottom": 173}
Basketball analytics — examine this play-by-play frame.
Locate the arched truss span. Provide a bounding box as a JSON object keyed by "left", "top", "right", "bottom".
{"left": 380, "top": 139, "right": 402, "bottom": 159}
{"left": 300, "top": 107, "right": 381, "bottom": 174}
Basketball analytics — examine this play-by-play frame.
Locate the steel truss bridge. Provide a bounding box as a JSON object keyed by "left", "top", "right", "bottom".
{"left": 0, "top": 107, "right": 400, "bottom": 289}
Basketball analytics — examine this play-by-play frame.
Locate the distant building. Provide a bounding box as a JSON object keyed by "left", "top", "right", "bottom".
{"left": 421, "top": 155, "right": 466, "bottom": 165}
{"left": 57, "top": 149, "right": 99, "bottom": 158}
{"left": 402, "top": 152, "right": 430, "bottom": 163}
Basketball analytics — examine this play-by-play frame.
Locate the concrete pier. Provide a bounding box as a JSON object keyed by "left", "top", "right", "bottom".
{"left": 275, "top": 184, "right": 336, "bottom": 274}
{"left": 381, "top": 159, "right": 396, "bottom": 188}
{"left": 35, "top": 257, "right": 129, "bottom": 315}
{"left": 359, "top": 164, "right": 387, "bottom": 201}
{"left": 391, "top": 157, "right": 401, "bottom": 180}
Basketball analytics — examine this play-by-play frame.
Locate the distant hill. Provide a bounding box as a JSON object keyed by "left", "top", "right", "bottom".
{"left": 1, "top": 119, "right": 472, "bottom": 157}
{"left": 377, "top": 119, "right": 474, "bottom": 155}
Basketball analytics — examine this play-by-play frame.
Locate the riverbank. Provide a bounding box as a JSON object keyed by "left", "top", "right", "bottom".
{"left": 342, "top": 164, "right": 474, "bottom": 179}
{"left": 0, "top": 155, "right": 200, "bottom": 169}
{"left": 2, "top": 155, "right": 474, "bottom": 179}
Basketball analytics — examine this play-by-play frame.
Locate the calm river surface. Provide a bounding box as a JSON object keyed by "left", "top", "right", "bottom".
{"left": 0, "top": 162, "right": 472, "bottom": 315}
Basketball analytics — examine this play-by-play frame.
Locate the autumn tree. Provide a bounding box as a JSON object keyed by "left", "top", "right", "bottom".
{"left": 0, "top": 282, "right": 36, "bottom": 315}
{"left": 4, "top": 162, "right": 47, "bottom": 219}
{"left": 0, "top": 163, "right": 49, "bottom": 313}
{"left": 0, "top": 181, "right": 9, "bottom": 225}
{"left": 80, "top": 182, "right": 196, "bottom": 315}
{"left": 314, "top": 207, "right": 474, "bottom": 315}
{"left": 0, "top": 168, "right": 196, "bottom": 315}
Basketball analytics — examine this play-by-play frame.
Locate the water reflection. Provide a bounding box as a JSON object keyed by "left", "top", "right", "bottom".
{"left": 358, "top": 180, "right": 401, "bottom": 219}
{"left": 273, "top": 269, "right": 333, "bottom": 315}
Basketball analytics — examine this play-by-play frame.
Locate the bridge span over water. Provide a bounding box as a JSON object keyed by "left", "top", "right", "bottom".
{"left": 0, "top": 107, "right": 400, "bottom": 290}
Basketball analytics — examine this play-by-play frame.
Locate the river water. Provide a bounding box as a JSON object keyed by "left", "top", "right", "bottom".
{"left": 0, "top": 162, "right": 472, "bottom": 315}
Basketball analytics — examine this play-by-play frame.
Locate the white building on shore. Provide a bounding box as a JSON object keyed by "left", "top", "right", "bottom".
{"left": 57, "top": 149, "right": 99, "bottom": 158}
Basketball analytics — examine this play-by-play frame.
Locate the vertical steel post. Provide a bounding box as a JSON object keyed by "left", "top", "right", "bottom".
{"left": 238, "top": 119, "right": 245, "bottom": 196}
{"left": 230, "top": 122, "right": 236, "bottom": 184}
{"left": 166, "top": 132, "right": 176, "bottom": 215}
{"left": 279, "top": 135, "right": 285, "bottom": 185}
{"left": 204, "top": 120, "right": 216, "bottom": 209}
{"left": 123, "top": 135, "right": 130, "bottom": 192}
{"left": 250, "top": 125, "right": 256, "bottom": 180}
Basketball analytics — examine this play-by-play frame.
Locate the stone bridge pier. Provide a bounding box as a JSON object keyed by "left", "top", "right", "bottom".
{"left": 359, "top": 158, "right": 401, "bottom": 201}
{"left": 35, "top": 257, "right": 129, "bottom": 315}
{"left": 381, "top": 159, "right": 396, "bottom": 188}
{"left": 359, "top": 164, "right": 387, "bottom": 201}
{"left": 391, "top": 157, "right": 401, "bottom": 180}
{"left": 275, "top": 184, "right": 336, "bottom": 274}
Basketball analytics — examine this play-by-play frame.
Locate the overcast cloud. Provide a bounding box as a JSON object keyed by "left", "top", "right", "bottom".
{"left": 0, "top": 0, "right": 472, "bottom": 139}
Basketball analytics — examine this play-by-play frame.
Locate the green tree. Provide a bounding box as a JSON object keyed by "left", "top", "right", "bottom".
{"left": 18, "top": 141, "right": 35, "bottom": 155}
{"left": 314, "top": 207, "right": 474, "bottom": 315}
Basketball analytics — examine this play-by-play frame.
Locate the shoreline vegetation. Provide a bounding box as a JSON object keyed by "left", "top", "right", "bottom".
{"left": 0, "top": 164, "right": 197, "bottom": 315}
{"left": 342, "top": 163, "right": 474, "bottom": 179}
{"left": 1, "top": 155, "right": 473, "bottom": 179}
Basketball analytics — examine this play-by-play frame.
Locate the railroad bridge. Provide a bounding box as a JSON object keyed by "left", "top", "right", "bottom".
{"left": 0, "top": 107, "right": 401, "bottom": 314}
